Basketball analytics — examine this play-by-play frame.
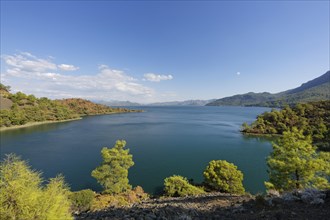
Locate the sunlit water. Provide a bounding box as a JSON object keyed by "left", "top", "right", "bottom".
{"left": 0, "top": 106, "right": 272, "bottom": 194}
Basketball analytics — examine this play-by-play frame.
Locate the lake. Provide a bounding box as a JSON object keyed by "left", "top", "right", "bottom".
{"left": 0, "top": 106, "right": 273, "bottom": 194}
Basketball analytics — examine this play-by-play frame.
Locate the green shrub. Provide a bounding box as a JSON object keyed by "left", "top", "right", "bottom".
{"left": 0, "top": 154, "right": 72, "bottom": 220}
{"left": 69, "top": 189, "right": 95, "bottom": 212}
{"left": 203, "top": 160, "right": 245, "bottom": 194}
{"left": 90, "top": 194, "right": 129, "bottom": 211}
{"left": 164, "top": 175, "right": 205, "bottom": 197}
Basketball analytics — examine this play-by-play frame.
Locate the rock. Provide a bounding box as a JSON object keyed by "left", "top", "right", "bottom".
{"left": 145, "top": 213, "right": 157, "bottom": 220}
{"left": 300, "top": 189, "right": 326, "bottom": 205}
{"left": 270, "top": 197, "right": 283, "bottom": 206}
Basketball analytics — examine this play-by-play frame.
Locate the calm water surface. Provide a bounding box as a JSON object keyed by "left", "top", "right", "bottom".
{"left": 0, "top": 106, "right": 272, "bottom": 194}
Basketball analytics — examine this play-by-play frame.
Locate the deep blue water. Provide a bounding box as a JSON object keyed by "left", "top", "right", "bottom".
{"left": 0, "top": 106, "right": 272, "bottom": 194}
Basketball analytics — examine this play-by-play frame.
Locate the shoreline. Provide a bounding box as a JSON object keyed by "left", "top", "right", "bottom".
{"left": 81, "top": 110, "right": 144, "bottom": 117}
{"left": 0, "top": 110, "right": 143, "bottom": 132}
{"left": 241, "top": 132, "right": 282, "bottom": 138}
{"left": 0, "top": 110, "right": 144, "bottom": 132}
{"left": 0, "top": 118, "right": 82, "bottom": 132}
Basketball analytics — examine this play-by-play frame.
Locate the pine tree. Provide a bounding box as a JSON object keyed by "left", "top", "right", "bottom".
{"left": 91, "top": 140, "right": 134, "bottom": 194}
{"left": 203, "top": 160, "right": 245, "bottom": 194}
{"left": 265, "top": 128, "right": 330, "bottom": 191}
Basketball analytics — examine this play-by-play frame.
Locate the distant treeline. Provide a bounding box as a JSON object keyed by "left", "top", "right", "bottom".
{"left": 242, "top": 100, "right": 330, "bottom": 151}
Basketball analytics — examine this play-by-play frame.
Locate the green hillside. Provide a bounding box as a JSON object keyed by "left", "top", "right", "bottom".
{"left": 241, "top": 100, "right": 330, "bottom": 151}
{"left": 56, "top": 98, "right": 142, "bottom": 115}
{"left": 0, "top": 85, "right": 140, "bottom": 128}
{"left": 207, "top": 71, "right": 330, "bottom": 107}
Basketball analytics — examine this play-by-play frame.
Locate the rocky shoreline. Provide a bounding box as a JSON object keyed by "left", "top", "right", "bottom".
{"left": 75, "top": 190, "right": 330, "bottom": 220}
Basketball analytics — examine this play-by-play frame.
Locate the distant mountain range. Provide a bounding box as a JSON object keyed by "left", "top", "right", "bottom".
{"left": 207, "top": 71, "right": 330, "bottom": 107}
{"left": 96, "top": 100, "right": 142, "bottom": 107}
{"left": 147, "top": 99, "right": 216, "bottom": 106}
{"left": 96, "top": 99, "right": 216, "bottom": 107}
{"left": 96, "top": 71, "right": 329, "bottom": 108}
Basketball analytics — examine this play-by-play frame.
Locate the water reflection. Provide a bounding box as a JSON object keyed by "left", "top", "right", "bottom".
{"left": 241, "top": 133, "right": 278, "bottom": 144}
{"left": 0, "top": 122, "right": 73, "bottom": 138}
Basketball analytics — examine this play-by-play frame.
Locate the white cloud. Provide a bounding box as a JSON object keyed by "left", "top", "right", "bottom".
{"left": 1, "top": 52, "right": 155, "bottom": 103}
{"left": 58, "top": 64, "right": 79, "bottom": 71}
{"left": 143, "top": 73, "right": 173, "bottom": 82}
{"left": 2, "top": 53, "right": 57, "bottom": 72}
{"left": 236, "top": 72, "right": 241, "bottom": 76}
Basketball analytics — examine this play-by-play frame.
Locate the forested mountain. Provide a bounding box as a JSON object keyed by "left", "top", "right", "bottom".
{"left": 284, "top": 71, "right": 330, "bottom": 94}
{"left": 207, "top": 71, "right": 330, "bottom": 107}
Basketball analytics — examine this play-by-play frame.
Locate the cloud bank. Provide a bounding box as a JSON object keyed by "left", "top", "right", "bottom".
{"left": 1, "top": 52, "right": 157, "bottom": 103}
{"left": 143, "top": 73, "right": 173, "bottom": 82}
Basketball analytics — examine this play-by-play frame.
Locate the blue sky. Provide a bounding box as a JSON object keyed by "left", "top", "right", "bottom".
{"left": 1, "top": 1, "right": 329, "bottom": 103}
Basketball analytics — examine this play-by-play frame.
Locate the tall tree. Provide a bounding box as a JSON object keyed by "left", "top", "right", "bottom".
{"left": 91, "top": 140, "right": 134, "bottom": 194}
{"left": 265, "top": 128, "right": 330, "bottom": 191}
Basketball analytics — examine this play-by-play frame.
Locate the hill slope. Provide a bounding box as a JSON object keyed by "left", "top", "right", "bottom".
{"left": 207, "top": 71, "right": 330, "bottom": 107}
{"left": 241, "top": 100, "right": 330, "bottom": 151}
{"left": 284, "top": 71, "right": 330, "bottom": 94}
{"left": 0, "top": 87, "right": 140, "bottom": 128}
{"left": 56, "top": 98, "right": 141, "bottom": 115}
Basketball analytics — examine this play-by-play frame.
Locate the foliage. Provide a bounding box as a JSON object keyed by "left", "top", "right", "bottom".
{"left": 203, "top": 160, "right": 245, "bottom": 194}
{"left": 56, "top": 98, "right": 141, "bottom": 116}
{"left": 0, "top": 91, "right": 79, "bottom": 127}
{"left": 265, "top": 128, "right": 330, "bottom": 192}
{"left": 90, "top": 194, "right": 129, "bottom": 210}
{"left": 91, "top": 140, "right": 134, "bottom": 194}
{"left": 126, "top": 186, "right": 149, "bottom": 203}
{"left": 0, "top": 154, "right": 72, "bottom": 220}
{"left": 163, "top": 175, "right": 205, "bottom": 197}
{"left": 0, "top": 86, "right": 140, "bottom": 128}
{"left": 39, "top": 175, "right": 72, "bottom": 219}
{"left": 69, "top": 189, "right": 95, "bottom": 212}
{"left": 242, "top": 101, "right": 330, "bottom": 151}
{"left": 90, "top": 186, "right": 148, "bottom": 211}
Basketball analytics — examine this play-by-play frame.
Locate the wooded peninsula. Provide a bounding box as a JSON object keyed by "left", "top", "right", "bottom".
{"left": 241, "top": 100, "right": 330, "bottom": 151}
{"left": 0, "top": 84, "right": 141, "bottom": 130}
